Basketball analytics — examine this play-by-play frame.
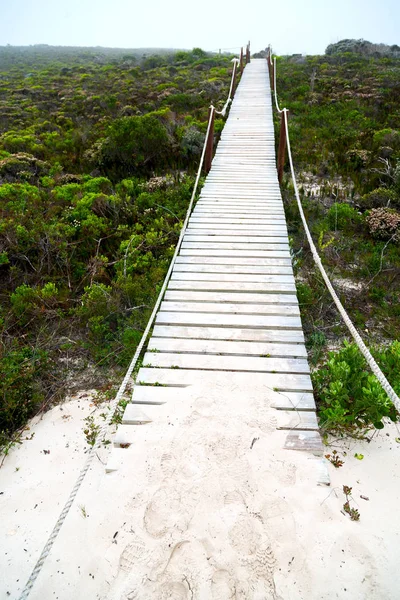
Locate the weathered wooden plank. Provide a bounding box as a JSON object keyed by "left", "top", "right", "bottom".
{"left": 170, "top": 273, "right": 293, "bottom": 283}
{"left": 148, "top": 337, "right": 307, "bottom": 358}
{"left": 175, "top": 256, "right": 292, "bottom": 266}
{"left": 155, "top": 311, "right": 302, "bottom": 329}
{"left": 186, "top": 229, "right": 289, "bottom": 238}
{"left": 172, "top": 263, "right": 294, "bottom": 275}
{"left": 179, "top": 250, "right": 291, "bottom": 259}
{"left": 143, "top": 351, "right": 310, "bottom": 374}
{"left": 136, "top": 367, "right": 314, "bottom": 392}
{"left": 183, "top": 235, "right": 289, "bottom": 245}
{"left": 181, "top": 242, "right": 289, "bottom": 251}
{"left": 271, "top": 391, "right": 316, "bottom": 410}
{"left": 167, "top": 280, "right": 295, "bottom": 292}
{"left": 152, "top": 324, "right": 305, "bottom": 343}
{"left": 159, "top": 300, "right": 299, "bottom": 316}
{"left": 276, "top": 411, "right": 319, "bottom": 430}
{"left": 164, "top": 290, "right": 298, "bottom": 304}
{"left": 284, "top": 431, "right": 324, "bottom": 455}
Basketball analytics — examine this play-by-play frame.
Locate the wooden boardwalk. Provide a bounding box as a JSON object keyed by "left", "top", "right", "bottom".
{"left": 110, "top": 59, "right": 324, "bottom": 470}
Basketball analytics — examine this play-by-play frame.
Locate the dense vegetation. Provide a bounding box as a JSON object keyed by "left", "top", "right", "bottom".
{"left": 1, "top": 39, "right": 399, "bottom": 445}
{"left": 275, "top": 40, "right": 400, "bottom": 430}
{"left": 0, "top": 45, "right": 236, "bottom": 448}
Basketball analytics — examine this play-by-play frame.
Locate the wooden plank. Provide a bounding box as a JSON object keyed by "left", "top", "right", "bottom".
{"left": 143, "top": 352, "right": 310, "bottom": 374}
{"left": 179, "top": 250, "right": 291, "bottom": 259}
{"left": 183, "top": 235, "right": 289, "bottom": 245}
{"left": 155, "top": 311, "right": 302, "bottom": 329}
{"left": 148, "top": 337, "right": 307, "bottom": 358}
{"left": 181, "top": 242, "right": 289, "bottom": 251}
{"left": 284, "top": 431, "right": 324, "bottom": 455}
{"left": 136, "top": 367, "right": 314, "bottom": 392}
{"left": 166, "top": 281, "right": 295, "bottom": 292}
{"left": 170, "top": 273, "right": 293, "bottom": 283}
{"left": 276, "top": 411, "right": 319, "bottom": 430}
{"left": 164, "top": 290, "right": 298, "bottom": 304}
{"left": 131, "top": 386, "right": 186, "bottom": 405}
{"left": 152, "top": 324, "right": 305, "bottom": 343}
{"left": 159, "top": 300, "right": 299, "bottom": 316}
{"left": 271, "top": 391, "right": 316, "bottom": 411}
{"left": 172, "top": 263, "right": 294, "bottom": 275}
{"left": 175, "top": 256, "right": 292, "bottom": 266}
{"left": 186, "top": 229, "right": 289, "bottom": 238}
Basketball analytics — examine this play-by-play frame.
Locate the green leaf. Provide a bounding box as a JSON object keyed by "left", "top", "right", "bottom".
{"left": 354, "top": 453, "right": 364, "bottom": 460}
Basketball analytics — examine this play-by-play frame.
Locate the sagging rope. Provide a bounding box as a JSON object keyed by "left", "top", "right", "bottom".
{"left": 271, "top": 56, "right": 400, "bottom": 413}
{"left": 18, "top": 106, "right": 217, "bottom": 600}
{"left": 217, "top": 58, "right": 240, "bottom": 117}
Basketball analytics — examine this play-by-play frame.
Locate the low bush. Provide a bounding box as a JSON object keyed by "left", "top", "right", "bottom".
{"left": 313, "top": 341, "right": 400, "bottom": 431}
{"left": 365, "top": 207, "right": 400, "bottom": 240}
{"left": 0, "top": 346, "right": 50, "bottom": 447}
{"left": 327, "top": 202, "right": 361, "bottom": 230}
{"left": 360, "top": 187, "right": 399, "bottom": 210}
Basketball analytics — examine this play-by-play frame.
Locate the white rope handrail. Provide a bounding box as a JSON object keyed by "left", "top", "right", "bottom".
{"left": 216, "top": 58, "right": 239, "bottom": 117}
{"left": 282, "top": 109, "right": 400, "bottom": 413}
{"left": 18, "top": 106, "right": 217, "bottom": 600}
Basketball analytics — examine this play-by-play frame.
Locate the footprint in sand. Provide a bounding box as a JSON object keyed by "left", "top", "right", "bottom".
{"left": 211, "top": 569, "right": 236, "bottom": 599}
{"left": 143, "top": 487, "right": 191, "bottom": 538}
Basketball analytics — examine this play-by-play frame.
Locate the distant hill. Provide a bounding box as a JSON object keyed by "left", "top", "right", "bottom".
{"left": 326, "top": 39, "right": 400, "bottom": 57}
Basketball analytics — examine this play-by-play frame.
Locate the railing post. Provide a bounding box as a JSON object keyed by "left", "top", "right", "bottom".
{"left": 246, "top": 42, "right": 250, "bottom": 64}
{"left": 231, "top": 59, "right": 238, "bottom": 99}
{"left": 271, "top": 56, "right": 275, "bottom": 92}
{"left": 277, "top": 109, "right": 288, "bottom": 184}
{"left": 204, "top": 106, "right": 215, "bottom": 174}
{"left": 240, "top": 47, "right": 243, "bottom": 74}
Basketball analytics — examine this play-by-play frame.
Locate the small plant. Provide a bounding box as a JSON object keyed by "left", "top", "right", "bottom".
{"left": 325, "top": 450, "right": 344, "bottom": 468}
{"left": 83, "top": 415, "right": 100, "bottom": 446}
{"left": 342, "top": 485, "right": 360, "bottom": 521}
{"left": 111, "top": 398, "right": 129, "bottom": 425}
{"left": 79, "top": 505, "right": 88, "bottom": 518}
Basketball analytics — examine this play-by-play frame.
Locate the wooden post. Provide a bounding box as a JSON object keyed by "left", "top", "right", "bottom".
{"left": 277, "top": 109, "right": 288, "bottom": 184}
{"left": 246, "top": 43, "right": 250, "bottom": 64}
{"left": 231, "top": 60, "right": 238, "bottom": 99}
{"left": 240, "top": 47, "right": 243, "bottom": 74}
{"left": 270, "top": 56, "right": 275, "bottom": 92}
{"left": 267, "top": 48, "right": 272, "bottom": 86}
{"left": 204, "top": 107, "right": 215, "bottom": 174}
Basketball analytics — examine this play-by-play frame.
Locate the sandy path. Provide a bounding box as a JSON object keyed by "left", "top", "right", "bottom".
{"left": 2, "top": 382, "right": 399, "bottom": 599}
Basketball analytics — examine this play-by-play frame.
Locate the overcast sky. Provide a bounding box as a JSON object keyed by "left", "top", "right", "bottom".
{"left": 1, "top": 0, "right": 398, "bottom": 55}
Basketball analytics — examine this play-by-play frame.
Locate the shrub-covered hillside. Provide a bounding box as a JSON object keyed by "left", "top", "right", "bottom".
{"left": 0, "top": 45, "right": 236, "bottom": 447}
{"left": 275, "top": 41, "right": 400, "bottom": 430}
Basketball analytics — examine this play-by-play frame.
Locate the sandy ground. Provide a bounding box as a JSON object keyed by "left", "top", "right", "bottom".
{"left": 1, "top": 386, "right": 400, "bottom": 600}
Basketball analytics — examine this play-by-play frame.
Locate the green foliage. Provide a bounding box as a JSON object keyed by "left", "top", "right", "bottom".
{"left": 360, "top": 187, "right": 399, "bottom": 210}
{"left": 327, "top": 203, "right": 362, "bottom": 230}
{"left": 313, "top": 341, "right": 399, "bottom": 431}
{"left": 99, "top": 113, "right": 170, "bottom": 178}
{"left": 0, "top": 346, "right": 49, "bottom": 447}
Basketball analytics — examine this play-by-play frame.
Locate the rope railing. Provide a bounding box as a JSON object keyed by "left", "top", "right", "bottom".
{"left": 270, "top": 51, "right": 400, "bottom": 414}
{"left": 216, "top": 58, "right": 240, "bottom": 117}
{"left": 18, "top": 44, "right": 248, "bottom": 600}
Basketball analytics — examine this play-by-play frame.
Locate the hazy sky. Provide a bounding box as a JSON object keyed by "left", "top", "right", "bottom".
{"left": 1, "top": 0, "right": 399, "bottom": 55}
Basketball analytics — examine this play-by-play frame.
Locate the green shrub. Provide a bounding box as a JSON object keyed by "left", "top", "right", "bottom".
{"left": 327, "top": 202, "right": 361, "bottom": 230}
{"left": 360, "top": 187, "right": 399, "bottom": 210}
{"left": 0, "top": 346, "right": 49, "bottom": 448}
{"left": 313, "top": 341, "right": 399, "bottom": 431}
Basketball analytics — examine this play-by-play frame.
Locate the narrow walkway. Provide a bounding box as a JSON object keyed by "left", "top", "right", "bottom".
{"left": 113, "top": 59, "right": 323, "bottom": 457}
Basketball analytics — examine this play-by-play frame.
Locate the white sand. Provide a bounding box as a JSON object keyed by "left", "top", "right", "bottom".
{"left": 1, "top": 385, "right": 400, "bottom": 600}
